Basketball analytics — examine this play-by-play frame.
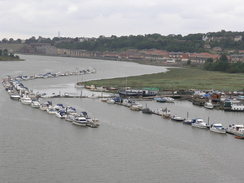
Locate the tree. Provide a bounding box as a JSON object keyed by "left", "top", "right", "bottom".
{"left": 3, "top": 49, "right": 8, "bottom": 56}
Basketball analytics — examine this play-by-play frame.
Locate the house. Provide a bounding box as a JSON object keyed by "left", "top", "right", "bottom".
{"left": 234, "top": 35, "right": 243, "bottom": 41}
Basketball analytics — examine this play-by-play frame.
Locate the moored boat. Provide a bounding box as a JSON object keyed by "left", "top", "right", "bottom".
{"left": 183, "top": 118, "right": 192, "bottom": 125}
{"left": 141, "top": 108, "right": 152, "bottom": 114}
{"left": 31, "top": 100, "right": 40, "bottom": 108}
{"left": 56, "top": 110, "right": 67, "bottom": 119}
{"left": 20, "top": 96, "right": 32, "bottom": 105}
{"left": 235, "top": 130, "right": 244, "bottom": 139}
{"left": 210, "top": 123, "right": 226, "bottom": 134}
{"left": 130, "top": 104, "right": 143, "bottom": 111}
{"left": 191, "top": 118, "right": 208, "bottom": 128}
{"left": 204, "top": 101, "right": 214, "bottom": 109}
{"left": 72, "top": 116, "right": 88, "bottom": 126}
{"left": 171, "top": 115, "right": 184, "bottom": 122}
{"left": 226, "top": 124, "right": 244, "bottom": 135}
{"left": 10, "top": 93, "right": 21, "bottom": 100}
{"left": 162, "top": 108, "right": 171, "bottom": 119}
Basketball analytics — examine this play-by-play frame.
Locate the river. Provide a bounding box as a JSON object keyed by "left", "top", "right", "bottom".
{"left": 0, "top": 55, "right": 243, "bottom": 183}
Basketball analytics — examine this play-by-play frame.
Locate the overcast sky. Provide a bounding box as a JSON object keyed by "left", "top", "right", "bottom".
{"left": 1, "top": 0, "right": 244, "bottom": 40}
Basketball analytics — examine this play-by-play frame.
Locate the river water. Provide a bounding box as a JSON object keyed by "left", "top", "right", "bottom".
{"left": 0, "top": 55, "right": 244, "bottom": 183}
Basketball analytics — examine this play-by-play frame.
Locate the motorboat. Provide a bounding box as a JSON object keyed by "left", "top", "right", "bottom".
{"left": 235, "top": 129, "right": 244, "bottom": 139}
{"left": 86, "top": 118, "right": 100, "bottom": 128}
{"left": 183, "top": 118, "right": 192, "bottom": 125}
{"left": 39, "top": 101, "right": 52, "bottom": 111}
{"left": 46, "top": 107, "right": 57, "bottom": 115}
{"left": 56, "top": 110, "right": 67, "bottom": 119}
{"left": 65, "top": 114, "right": 76, "bottom": 122}
{"left": 130, "top": 103, "right": 143, "bottom": 111}
{"left": 183, "top": 112, "right": 192, "bottom": 124}
{"left": 210, "top": 123, "right": 226, "bottom": 134}
{"left": 20, "top": 96, "right": 32, "bottom": 105}
{"left": 163, "top": 97, "right": 175, "bottom": 103}
{"left": 204, "top": 102, "right": 214, "bottom": 109}
{"left": 106, "top": 98, "right": 115, "bottom": 104}
{"left": 171, "top": 115, "right": 184, "bottom": 122}
{"left": 72, "top": 116, "right": 88, "bottom": 127}
{"left": 152, "top": 108, "right": 165, "bottom": 115}
{"left": 66, "top": 106, "right": 77, "bottom": 115}
{"left": 141, "top": 108, "right": 152, "bottom": 114}
{"left": 191, "top": 118, "right": 208, "bottom": 128}
{"left": 226, "top": 124, "right": 244, "bottom": 135}
{"left": 10, "top": 93, "right": 21, "bottom": 100}
{"left": 31, "top": 100, "right": 40, "bottom": 108}
{"left": 54, "top": 103, "right": 65, "bottom": 111}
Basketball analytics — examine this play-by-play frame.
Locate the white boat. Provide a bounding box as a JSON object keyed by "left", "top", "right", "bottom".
{"left": 204, "top": 102, "right": 214, "bottom": 109}
{"left": 10, "top": 93, "right": 21, "bottom": 100}
{"left": 191, "top": 118, "right": 208, "bottom": 128}
{"left": 226, "top": 124, "right": 244, "bottom": 135}
{"left": 106, "top": 98, "right": 115, "bottom": 104}
{"left": 130, "top": 103, "right": 143, "bottom": 111}
{"left": 46, "top": 107, "right": 57, "bottom": 115}
{"left": 20, "top": 96, "right": 32, "bottom": 105}
{"left": 31, "top": 100, "right": 40, "bottom": 108}
{"left": 183, "top": 118, "right": 192, "bottom": 125}
{"left": 86, "top": 118, "right": 100, "bottom": 128}
{"left": 152, "top": 108, "right": 165, "bottom": 115}
{"left": 234, "top": 129, "right": 244, "bottom": 139}
{"left": 171, "top": 115, "right": 184, "bottom": 122}
{"left": 65, "top": 114, "right": 76, "bottom": 122}
{"left": 39, "top": 101, "right": 52, "bottom": 111}
{"left": 72, "top": 116, "right": 88, "bottom": 126}
{"left": 210, "top": 123, "right": 226, "bottom": 134}
{"left": 54, "top": 103, "right": 65, "bottom": 111}
{"left": 66, "top": 106, "right": 77, "bottom": 114}
{"left": 163, "top": 97, "right": 175, "bottom": 103}
{"left": 56, "top": 110, "right": 67, "bottom": 119}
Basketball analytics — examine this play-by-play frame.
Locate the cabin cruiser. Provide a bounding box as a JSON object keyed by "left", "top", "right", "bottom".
{"left": 72, "top": 116, "right": 88, "bottom": 127}
{"left": 226, "top": 124, "right": 244, "bottom": 135}
{"left": 31, "top": 100, "right": 40, "bottom": 108}
{"left": 20, "top": 95, "right": 32, "bottom": 105}
{"left": 171, "top": 115, "right": 184, "bottom": 122}
{"left": 191, "top": 118, "right": 208, "bottom": 128}
{"left": 210, "top": 123, "right": 226, "bottom": 134}
{"left": 204, "top": 102, "right": 214, "bottom": 109}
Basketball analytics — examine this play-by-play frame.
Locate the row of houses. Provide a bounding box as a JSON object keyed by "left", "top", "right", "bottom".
{"left": 17, "top": 43, "right": 244, "bottom": 64}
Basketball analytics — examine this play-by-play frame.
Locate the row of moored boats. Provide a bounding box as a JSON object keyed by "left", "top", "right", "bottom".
{"left": 102, "top": 96, "right": 244, "bottom": 139}
{"left": 2, "top": 68, "right": 99, "bottom": 128}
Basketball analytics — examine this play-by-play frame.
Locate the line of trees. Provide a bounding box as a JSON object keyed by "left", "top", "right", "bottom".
{"left": 204, "top": 54, "right": 244, "bottom": 73}
{"left": 2, "top": 30, "right": 244, "bottom": 53}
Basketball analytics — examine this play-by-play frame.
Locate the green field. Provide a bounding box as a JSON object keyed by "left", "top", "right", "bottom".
{"left": 82, "top": 67, "right": 244, "bottom": 92}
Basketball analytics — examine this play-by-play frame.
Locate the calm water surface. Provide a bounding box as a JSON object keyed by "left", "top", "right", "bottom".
{"left": 0, "top": 55, "right": 244, "bottom": 183}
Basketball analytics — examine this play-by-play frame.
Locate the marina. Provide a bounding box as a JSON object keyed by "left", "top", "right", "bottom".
{"left": 1, "top": 54, "right": 244, "bottom": 183}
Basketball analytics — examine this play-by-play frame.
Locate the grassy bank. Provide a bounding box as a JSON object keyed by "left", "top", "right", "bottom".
{"left": 0, "top": 56, "right": 23, "bottom": 61}
{"left": 82, "top": 67, "right": 244, "bottom": 91}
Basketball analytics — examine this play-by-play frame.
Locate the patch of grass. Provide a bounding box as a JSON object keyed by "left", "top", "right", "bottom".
{"left": 82, "top": 67, "right": 244, "bottom": 91}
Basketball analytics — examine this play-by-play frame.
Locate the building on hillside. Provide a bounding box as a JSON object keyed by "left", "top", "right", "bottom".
{"left": 230, "top": 54, "right": 244, "bottom": 63}
{"left": 103, "top": 51, "right": 121, "bottom": 59}
{"left": 168, "top": 52, "right": 184, "bottom": 61}
{"left": 188, "top": 53, "right": 219, "bottom": 63}
{"left": 140, "top": 50, "right": 169, "bottom": 61}
{"left": 234, "top": 35, "right": 243, "bottom": 41}
{"left": 212, "top": 47, "right": 222, "bottom": 52}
